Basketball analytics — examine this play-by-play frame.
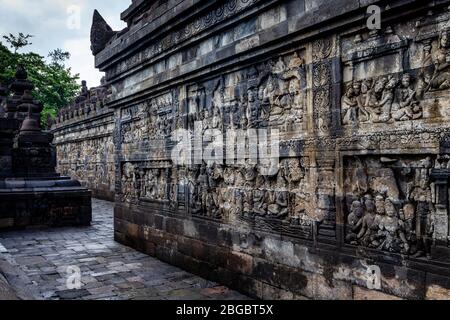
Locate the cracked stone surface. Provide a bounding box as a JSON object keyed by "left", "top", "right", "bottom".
{"left": 0, "top": 199, "right": 249, "bottom": 300}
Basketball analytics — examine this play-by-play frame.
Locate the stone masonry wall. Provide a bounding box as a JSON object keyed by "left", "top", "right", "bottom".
{"left": 52, "top": 83, "right": 115, "bottom": 201}
{"left": 57, "top": 0, "right": 450, "bottom": 299}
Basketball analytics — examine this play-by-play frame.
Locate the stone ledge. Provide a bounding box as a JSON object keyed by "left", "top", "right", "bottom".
{"left": 0, "top": 272, "right": 18, "bottom": 300}
{"left": 0, "top": 254, "right": 38, "bottom": 300}
{"left": 96, "top": 0, "right": 219, "bottom": 68}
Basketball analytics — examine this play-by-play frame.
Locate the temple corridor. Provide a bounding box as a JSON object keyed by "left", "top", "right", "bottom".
{"left": 0, "top": 199, "right": 248, "bottom": 300}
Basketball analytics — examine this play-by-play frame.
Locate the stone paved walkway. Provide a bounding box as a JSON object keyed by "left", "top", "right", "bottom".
{"left": 0, "top": 199, "right": 248, "bottom": 300}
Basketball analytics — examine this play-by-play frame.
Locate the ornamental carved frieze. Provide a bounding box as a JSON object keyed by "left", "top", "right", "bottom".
{"left": 106, "top": 0, "right": 261, "bottom": 79}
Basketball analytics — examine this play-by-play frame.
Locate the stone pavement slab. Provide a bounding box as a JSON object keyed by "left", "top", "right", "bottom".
{"left": 0, "top": 199, "right": 249, "bottom": 300}
{"left": 0, "top": 273, "right": 18, "bottom": 300}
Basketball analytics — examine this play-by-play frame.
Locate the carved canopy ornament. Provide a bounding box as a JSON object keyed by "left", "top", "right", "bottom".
{"left": 90, "top": 10, "right": 116, "bottom": 55}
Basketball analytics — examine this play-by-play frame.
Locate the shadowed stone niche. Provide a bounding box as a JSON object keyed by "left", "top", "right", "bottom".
{"left": 0, "top": 67, "right": 92, "bottom": 229}
{"left": 51, "top": 0, "right": 450, "bottom": 299}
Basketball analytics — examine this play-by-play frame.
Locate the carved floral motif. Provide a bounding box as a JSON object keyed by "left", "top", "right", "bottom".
{"left": 312, "top": 40, "right": 334, "bottom": 135}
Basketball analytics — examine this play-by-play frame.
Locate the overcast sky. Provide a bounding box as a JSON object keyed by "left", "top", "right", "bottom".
{"left": 0, "top": 0, "right": 129, "bottom": 87}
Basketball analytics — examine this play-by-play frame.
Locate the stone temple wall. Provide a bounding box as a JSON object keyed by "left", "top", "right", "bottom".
{"left": 57, "top": 0, "right": 450, "bottom": 299}
{"left": 52, "top": 82, "right": 116, "bottom": 201}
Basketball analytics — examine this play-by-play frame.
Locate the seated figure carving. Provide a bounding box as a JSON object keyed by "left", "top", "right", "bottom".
{"left": 429, "top": 30, "right": 450, "bottom": 91}
{"left": 377, "top": 199, "right": 409, "bottom": 254}
{"left": 342, "top": 72, "right": 425, "bottom": 124}
{"left": 392, "top": 73, "right": 422, "bottom": 121}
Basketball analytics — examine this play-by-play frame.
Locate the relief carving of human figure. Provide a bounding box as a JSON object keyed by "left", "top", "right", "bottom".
{"left": 341, "top": 83, "right": 359, "bottom": 125}
{"left": 197, "top": 164, "right": 209, "bottom": 215}
{"left": 253, "top": 189, "right": 268, "bottom": 216}
{"left": 290, "top": 189, "right": 313, "bottom": 226}
{"left": 409, "top": 157, "right": 434, "bottom": 259}
{"left": 157, "top": 170, "right": 168, "bottom": 200}
{"left": 417, "top": 41, "right": 434, "bottom": 97}
{"left": 272, "top": 57, "right": 287, "bottom": 75}
{"left": 345, "top": 200, "right": 364, "bottom": 243}
{"left": 246, "top": 88, "right": 259, "bottom": 128}
{"left": 265, "top": 77, "right": 284, "bottom": 125}
{"left": 242, "top": 160, "right": 257, "bottom": 188}
{"left": 201, "top": 108, "right": 210, "bottom": 132}
{"left": 211, "top": 104, "right": 222, "bottom": 130}
{"left": 365, "top": 77, "right": 386, "bottom": 123}
{"left": 278, "top": 83, "right": 294, "bottom": 129}
{"left": 344, "top": 72, "right": 424, "bottom": 125}
{"left": 264, "top": 76, "right": 278, "bottom": 107}
{"left": 219, "top": 187, "right": 234, "bottom": 218}
{"left": 188, "top": 168, "right": 201, "bottom": 215}
{"left": 242, "top": 188, "right": 253, "bottom": 218}
{"left": 356, "top": 79, "right": 372, "bottom": 122}
{"left": 285, "top": 158, "right": 304, "bottom": 188}
{"left": 210, "top": 87, "right": 223, "bottom": 130}
{"left": 288, "top": 52, "right": 304, "bottom": 72}
{"left": 267, "top": 168, "right": 289, "bottom": 219}
{"left": 122, "top": 163, "right": 135, "bottom": 203}
{"left": 375, "top": 76, "right": 397, "bottom": 123}
{"left": 258, "top": 85, "right": 270, "bottom": 126}
{"left": 229, "top": 99, "right": 241, "bottom": 129}
{"left": 144, "top": 169, "right": 157, "bottom": 199}
{"left": 377, "top": 199, "right": 409, "bottom": 254}
{"left": 392, "top": 73, "right": 422, "bottom": 121}
{"left": 287, "top": 77, "right": 303, "bottom": 130}
{"left": 356, "top": 195, "right": 378, "bottom": 247}
{"left": 344, "top": 156, "right": 437, "bottom": 256}
{"left": 428, "top": 30, "right": 450, "bottom": 91}
{"left": 346, "top": 193, "right": 385, "bottom": 248}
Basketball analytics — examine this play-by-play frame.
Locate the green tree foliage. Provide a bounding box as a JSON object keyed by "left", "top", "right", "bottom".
{"left": 0, "top": 33, "right": 80, "bottom": 128}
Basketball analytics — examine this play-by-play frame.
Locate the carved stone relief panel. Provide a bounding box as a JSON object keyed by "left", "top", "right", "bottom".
{"left": 148, "top": 93, "right": 175, "bottom": 140}
{"left": 178, "top": 156, "right": 315, "bottom": 239}
{"left": 340, "top": 13, "right": 450, "bottom": 131}
{"left": 120, "top": 102, "right": 149, "bottom": 144}
{"left": 186, "top": 51, "right": 307, "bottom": 136}
{"left": 138, "top": 161, "right": 172, "bottom": 203}
{"left": 105, "top": 0, "right": 262, "bottom": 80}
{"left": 343, "top": 154, "right": 439, "bottom": 258}
{"left": 120, "top": 162, "right": 138, "bottom": 204}
{"left": 120, "top": 160, "right": 172, "bottom": 204}
{"left": 120, "top": 92, "right": 175, "bottom": 146}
